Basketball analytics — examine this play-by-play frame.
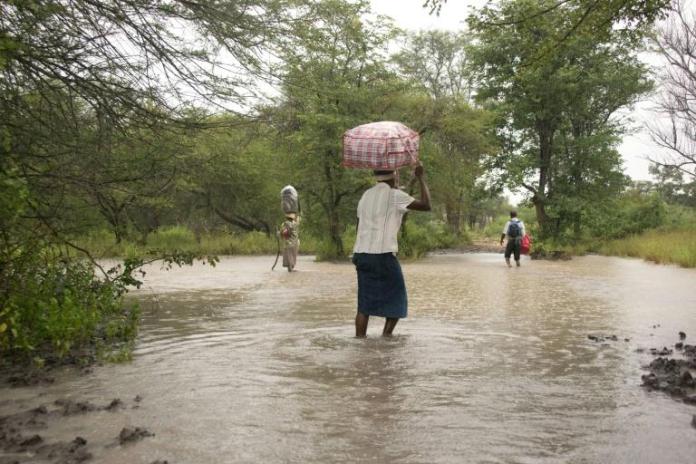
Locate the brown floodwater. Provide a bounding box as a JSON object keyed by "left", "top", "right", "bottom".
{"left": 2, "top": 253, "right": 696, "bottom": 463}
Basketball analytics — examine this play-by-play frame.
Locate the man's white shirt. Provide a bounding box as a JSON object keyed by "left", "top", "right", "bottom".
{"left": 353, "top": 183, "right": 414, "bottom": 254}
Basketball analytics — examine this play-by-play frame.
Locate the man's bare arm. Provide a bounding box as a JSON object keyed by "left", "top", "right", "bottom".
{"left": 407, "top": 163, "right": 431, "bottom": 211}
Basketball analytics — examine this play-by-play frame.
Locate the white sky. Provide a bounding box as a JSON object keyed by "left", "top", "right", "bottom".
{"left": 369, "top": 0, "right": 672, "bottom": 185}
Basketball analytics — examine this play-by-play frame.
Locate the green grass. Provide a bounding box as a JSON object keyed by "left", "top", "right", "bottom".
{"left": 598, "top": 228, "right": 696, "bottom": 268}
{"left": 79, "top": 226, "right": 325, "bottom": 258}
{"left": 78, "top": 222, "right": 463, "bottom": 261}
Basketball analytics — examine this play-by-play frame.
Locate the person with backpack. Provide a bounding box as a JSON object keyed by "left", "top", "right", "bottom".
{"left": 500, "top": 211, "right": 526, "bottom": 267}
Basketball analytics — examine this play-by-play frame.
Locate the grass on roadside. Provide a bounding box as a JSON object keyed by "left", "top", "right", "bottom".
{"left": 597, "top": 228, "right": 696, "bottom": 268}
{"left": 79, "top": 227, "right": 324, "bottom": 258}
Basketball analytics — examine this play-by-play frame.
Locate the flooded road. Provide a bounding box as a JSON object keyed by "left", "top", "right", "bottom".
{"left": 2, "top": 253, "right": 696, "bottom": 463}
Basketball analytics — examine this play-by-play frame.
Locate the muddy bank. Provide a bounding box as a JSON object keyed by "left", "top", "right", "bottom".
{"left": 641, "top": 332, "right": 696, "bottom": 418}
{"left": 0, "top": 396, "right": 159, "bottom": 464}
{"left": 530, "top": 249, "right": 572, "bottom": 260}
{"left": 437, "top": 239, "right": 510, "bottom": 254}
{"left": 0, "top": 354, "right": 99, "bottom": 389}
{"left": 444, "top": 239, "right": 573, "bottom": 260}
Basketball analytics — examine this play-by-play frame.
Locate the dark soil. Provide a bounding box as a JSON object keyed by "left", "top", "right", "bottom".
{"left": 0, "top": 397, "right": 153, "bottom": 463}
{"left": 118, "top": 427, "right": 154, "bottom": 445}
{"left": 530, "top": 249, "right": 572, "bottom": 261}
{"left": 641, "top": 332, "right": 696, "bottom": 423}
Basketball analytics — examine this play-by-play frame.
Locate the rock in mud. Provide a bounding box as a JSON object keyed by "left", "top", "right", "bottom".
{"left": 55, "top": 399, "right": 97, "bottom": 416}
{"left": 650, "top": 347, "right": 673, "bottom": 356}
{"left": 588, "top": 334, "right": 621, "bottom": 343}
{"left": 119, "top": 427, "right": 154, "bottom": 445}
{"left": 6, "top": 371, "right": 55, "bottom": 388}
{"left": 0, "top": 405, "right": 49, "bottom": 432}
{"left": 640, "top": 344, "right": 696, "bottom": 428}
{"left": 31, "top": 406, "right": 48, "bottom": 415}
{"left": 37, "top": 436, "right": 90, "bottom": 463}
{"left": 679, "top": 331, "right": 686, "bottom": 340}
{"left": 678, "top": 371, "right": 694, "bottom": 388}
{"left": 105, "top": 399, "right": 123, "bottom": 411}
{"left": 19, "top": 434, "right": 43, "bottom": 447}
{"left": 150, "top": 461, "right": 169, "bottom": 464}
{"left": 641, "top": 373, "right": 659, "bottom": 389}
{"left": 675, "top": 342, "right": 684, "bottom": 350}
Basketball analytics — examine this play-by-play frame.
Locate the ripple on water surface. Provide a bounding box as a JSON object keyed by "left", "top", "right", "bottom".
{"left": 2, "top": 254, "right": 696, "bottom": 463}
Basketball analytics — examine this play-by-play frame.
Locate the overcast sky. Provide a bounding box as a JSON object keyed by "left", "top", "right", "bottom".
{"left": 369, "top": 0, "right": 670, "bottom": 184}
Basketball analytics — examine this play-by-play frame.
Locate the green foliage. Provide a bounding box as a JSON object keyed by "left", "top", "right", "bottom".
{"left": 150, "top": 226, "right": 198, "bottom": 250}
{"left": 78, "top": 226, "right": 331, "bottom": 257}
{"left": 599, "top": 229, "right": 696, "bottom": 268}
{"left": 273, "top": 0, "right": 402, "bottom": 258}
{"left": 583, "top": 192, "right": 666, "bottom": 241}
{"left": 399, "top": 218, "right": 459, "bottom": 259}
{"left": 468, "top": 0, "right": 654, "bottom": 239}
{"left": 0, "top": 256, "right": 138, "bottom": 360}
{"left": 393, "top": 31, "right": 501, "bottom": 235}
{"left": 649, "top": 164, "right": 696, "bottom": 207}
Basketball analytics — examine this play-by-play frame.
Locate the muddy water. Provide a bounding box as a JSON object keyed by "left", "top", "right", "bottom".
{"left": 2, "top": 253, "right": 696, "bottom": 463}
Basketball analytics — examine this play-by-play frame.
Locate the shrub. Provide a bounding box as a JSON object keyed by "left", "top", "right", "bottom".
{"left": 399, "top": 219, "right": 457, "bottom": 259}
{"left": 0, "top": 254, "right": 139, "bottom": 361}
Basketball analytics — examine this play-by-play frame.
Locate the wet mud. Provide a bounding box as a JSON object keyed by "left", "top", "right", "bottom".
{"left": 0, "top": 397, "right": 157, "bottom": 464}
{"left": 641, "top": 334, "right": 696, "bottom": 409}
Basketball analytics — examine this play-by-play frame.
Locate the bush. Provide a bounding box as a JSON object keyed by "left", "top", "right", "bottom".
{"left": 0, "top": 254, "right": 139, "bottom": 361}
{"left": 150, "top": 226, "right": 197, "bottom": 250}
{"left": 585, "top": 193, "right": 667, "bottom": 240}
{"left": 599, "top": 228, "right": 696, "bottom": 268}
{"left": 399, "top": 219, "right": 457, "bottom": 259}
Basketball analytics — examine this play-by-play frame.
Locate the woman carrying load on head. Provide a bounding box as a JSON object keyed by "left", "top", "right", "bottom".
{"left": 352, "top": 162, "right": 431, "bottom": 337}
{"left": 280, "top": 186, "right": 300, "bottom": 272}
{"left": 280, "top": 212, "right": 300, "bottom": 272}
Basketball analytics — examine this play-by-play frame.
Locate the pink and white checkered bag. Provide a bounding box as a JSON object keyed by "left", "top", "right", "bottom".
{"left": 342, "top": 121, "right": 420, "bottom": 170}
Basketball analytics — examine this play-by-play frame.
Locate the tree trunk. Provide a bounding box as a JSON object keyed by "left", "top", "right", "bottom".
{"left": 532, "top": 196, "right": 550, "bottom": 238}
{"left": 323, "top": 152, "right": 345, "bottom": 258}
{"left": 328, "top": 206, "right": 344, "bottom": 257}
{"left": 535, "top": 119, "right": 555, "bottom": 238}
{"left": 445, "top": 202, "right": 461, "bottom": 235}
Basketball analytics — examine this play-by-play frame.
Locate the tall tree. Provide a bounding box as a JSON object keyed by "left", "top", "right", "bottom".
{"left": 274, "top": 0, "right": 400, "bottom": 257}
{"left": 468, "top": 0, "right": 652, "bottom": 238}
{"left": 393, "top": 30, "right": 473, "bottom": 101}
{"left": 650, "top": 0, "right": 696, "bottom": 183}
{"left": 393, "top": 30, "right": 497, "bottom": 235}
{"left": 423, "top": 0, "right": 669, "bottom": 38}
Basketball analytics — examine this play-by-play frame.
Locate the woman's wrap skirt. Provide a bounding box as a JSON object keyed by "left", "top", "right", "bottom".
{"left": 352, "top": 252, "right": 407, "bottom": 318}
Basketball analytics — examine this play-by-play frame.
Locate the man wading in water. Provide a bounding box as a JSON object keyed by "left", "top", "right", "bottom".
{"left": 352, "top": 162, "right": 431, "bottom": 338}
{"left": 500, "top": 210, "right": 526, "bottom": 268}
